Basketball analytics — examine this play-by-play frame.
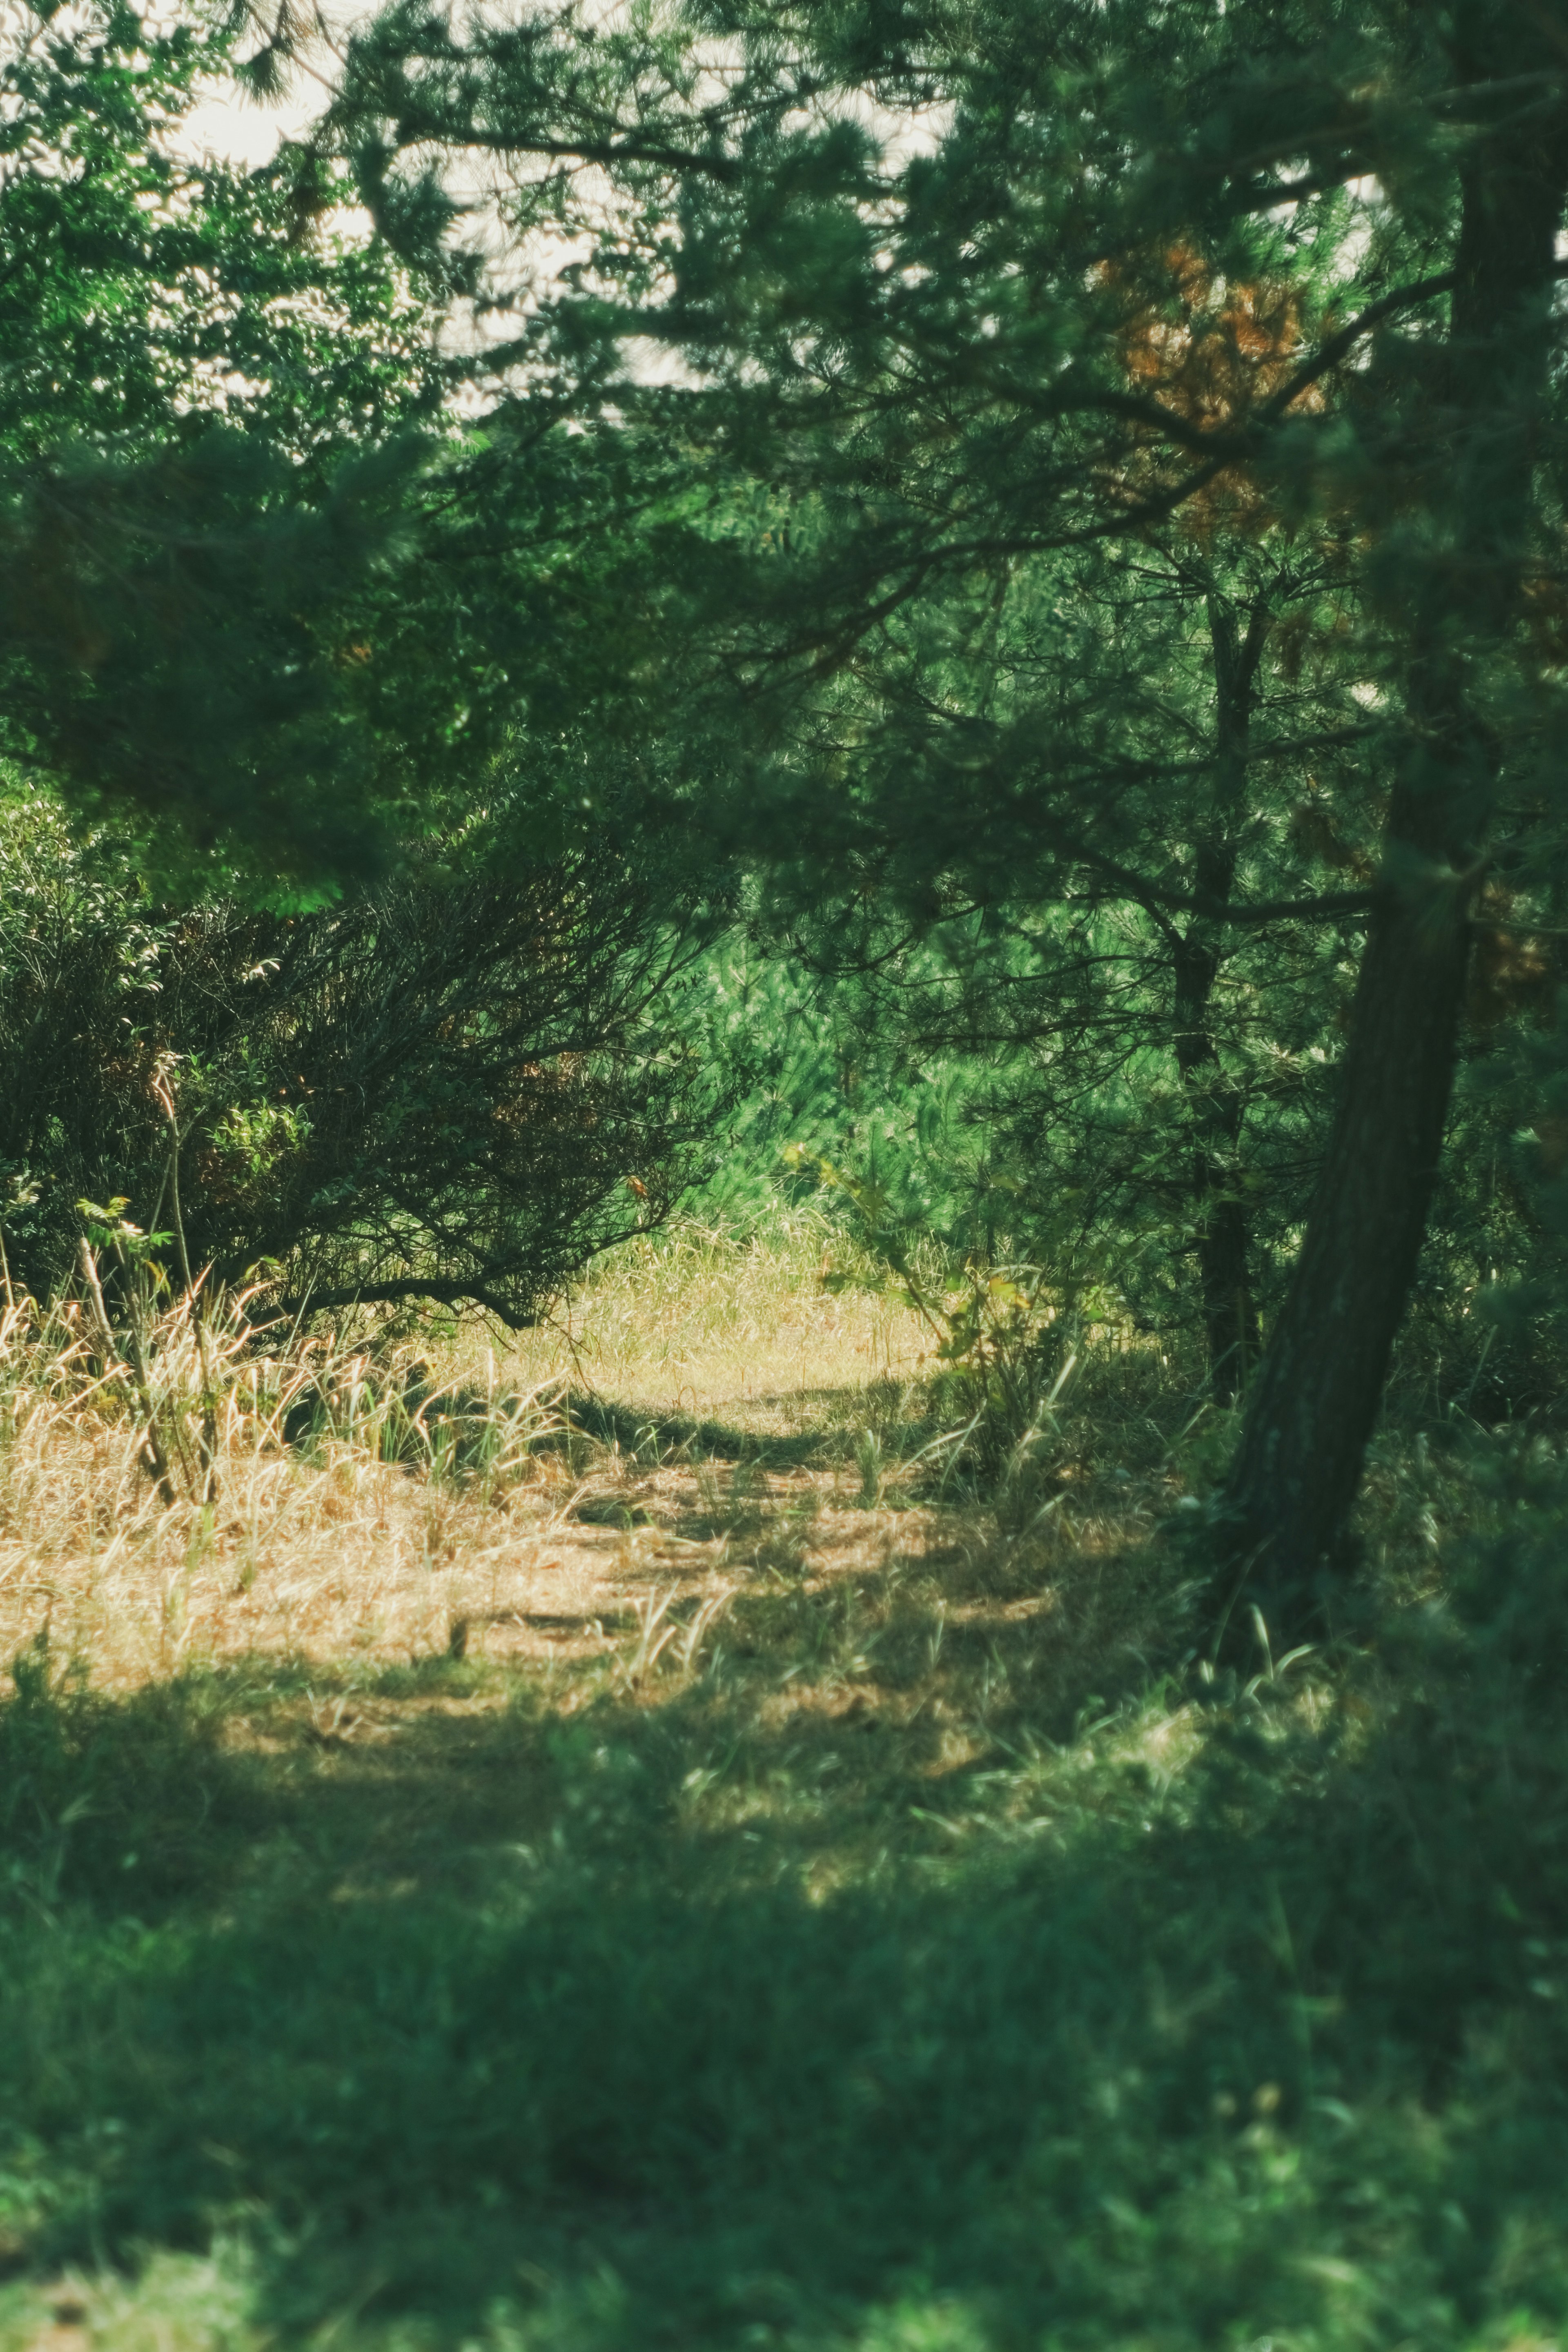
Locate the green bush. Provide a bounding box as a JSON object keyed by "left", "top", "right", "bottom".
{"left": 0, "top": 792, "right": 728, "bottom": 1326}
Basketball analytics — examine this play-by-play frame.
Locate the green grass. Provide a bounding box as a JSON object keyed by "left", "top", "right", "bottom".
{"left": 3, "top": 1423, "right": 1568, "bottom": 2351}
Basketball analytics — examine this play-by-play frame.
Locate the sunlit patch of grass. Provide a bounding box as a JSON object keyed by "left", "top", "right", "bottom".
{"left": 495, "top": 1210, "right": 935, "bottom": 1439}
{"left": 0, "top": 2251, "right": 263, "bottom": 2352}
{"left": 0, "top": 1289, "right": 600, "bottom": 1690}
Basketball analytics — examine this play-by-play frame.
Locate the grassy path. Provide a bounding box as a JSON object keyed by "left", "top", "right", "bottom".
{"left": 2, "top": 1229, "right": 1566, "bottom": 2349}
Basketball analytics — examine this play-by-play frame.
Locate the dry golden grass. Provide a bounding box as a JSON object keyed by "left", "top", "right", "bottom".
{"left": 0, "top": 1291, "right": 766, "bottom": 1693}
{"left": 499, "top": 1210, "right": 936, "bottom": 1434}
{"left": 0, "top": 1216, "right": 1193, "bottom": 1715}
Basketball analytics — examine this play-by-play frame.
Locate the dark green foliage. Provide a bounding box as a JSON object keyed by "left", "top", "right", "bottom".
{"left": 299, "top": 0, "right": 1568, "bottom": 1589}
{"left": 759, "top": 530, "right": 1373, "bottom": 1390}
{"left": 0, "top": 7, "right": 439, "bottom": 470}
{"left": 8, "top": 0, "right": 1539, "bottom": 1489}
{"left": 3, "top": 5, "right": 1568, "bottom": 2334}
{"left": 0, "top": 793, "right": 729, "bottom": 1325}
{"left": 0, "top": 429, "right": 435, "bottom": 884}
{"left": 0, "top": 0, "right": 450, "bottom": 882}
{"left": 0, "top": 1635, "right": 252, "bottom": 1913}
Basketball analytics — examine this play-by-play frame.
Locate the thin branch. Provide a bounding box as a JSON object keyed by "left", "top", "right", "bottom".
{"left": 1256, "top": 272, "right": 1457, "bottom": 424}
{"left": 1196, "top": 888, "right": 1373, "bottom": 927}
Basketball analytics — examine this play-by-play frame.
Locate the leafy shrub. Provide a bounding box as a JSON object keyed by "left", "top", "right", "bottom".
{"left": 0, "top": 791, "right": 730, "bottom": 1325}
{"left": 787, "top": 1143, "right": 1097, "bottom": 1488}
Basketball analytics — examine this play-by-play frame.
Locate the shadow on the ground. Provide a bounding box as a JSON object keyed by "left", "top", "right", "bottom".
{"left": 4, "top": 1541, "right": 1568, "bottom": 2351}
{"left": 564, "top": 1387, "right": 945, "bottom": 1471}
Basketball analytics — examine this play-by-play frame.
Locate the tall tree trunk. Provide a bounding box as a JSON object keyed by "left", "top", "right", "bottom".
{"left": 1173, "top": 593, "right": 1268, "bottom": 1405}
{"left": 1215, "top": 86, "right": 1568, "bottom": 1646}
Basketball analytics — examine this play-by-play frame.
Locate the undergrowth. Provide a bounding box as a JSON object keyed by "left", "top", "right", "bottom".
{"left": 0, "top": 1444, "right": 1564, "bottom": 2350}
{"left": 0, "top": 1226, "right": 1564, "bottom": 2349}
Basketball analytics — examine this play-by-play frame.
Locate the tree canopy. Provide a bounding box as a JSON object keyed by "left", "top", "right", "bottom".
{"left": 273, "top": 0, "right": 1568, "bottom": 1634}
{"left": 0, "top": 0, "right": 451, "bottom": 883}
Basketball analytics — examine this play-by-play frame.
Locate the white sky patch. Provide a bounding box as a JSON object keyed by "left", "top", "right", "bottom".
{"left": 178, "top": 76, "right": 318, "bottom": 168}
{"left": 11, "top": 0, "right": 949, "bottom": 410}
{"left": 171, "top": 0, "right": 367, "bottom": 168}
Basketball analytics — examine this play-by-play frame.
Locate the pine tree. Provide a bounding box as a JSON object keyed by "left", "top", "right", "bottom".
{"left": 314, "top": 0, "right": 1568, "bottom": 1629}
{"left": 0, "top": 0, "right": 443, "bottom": 882}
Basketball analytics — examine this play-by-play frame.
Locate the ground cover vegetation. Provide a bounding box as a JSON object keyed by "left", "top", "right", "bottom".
{"left": 7, "top": 0, "right": 1568, "bottom": 2341}
{"left": 0, "top": 1229, "right": 1567, "bottom": 2351}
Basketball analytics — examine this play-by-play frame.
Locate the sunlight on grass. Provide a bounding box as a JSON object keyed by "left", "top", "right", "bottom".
{"left": 1, "top": 1229, "right": 1567, "bottom": 2352}
{"left": 501, "top": 1211, "right": 936, "bottom": 1433}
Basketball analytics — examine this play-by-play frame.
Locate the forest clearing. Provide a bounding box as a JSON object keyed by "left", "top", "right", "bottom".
{"left": 9, "top": 0, "right": 1568, "bottom": 2339}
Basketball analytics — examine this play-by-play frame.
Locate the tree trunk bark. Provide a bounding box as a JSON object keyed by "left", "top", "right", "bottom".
{"left": 1172, "top": 593, "right": 1268, "bottom": 1405}
{"left": 1215, "top": 89, "right": 1568, "bottom": 1647}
